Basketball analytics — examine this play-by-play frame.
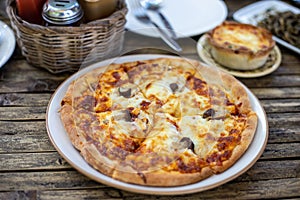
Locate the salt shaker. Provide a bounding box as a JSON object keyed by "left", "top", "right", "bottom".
{"left": 42, "top": 0, "right": 84, "bottom": 26}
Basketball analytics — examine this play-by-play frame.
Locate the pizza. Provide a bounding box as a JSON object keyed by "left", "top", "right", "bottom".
{"left": 60, "top": 57, "right": 257, "bottom": 186}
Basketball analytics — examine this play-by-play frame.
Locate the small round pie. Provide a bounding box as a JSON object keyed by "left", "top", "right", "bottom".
{"left": 207, "top": 21, "right": 275, "bottom": 70}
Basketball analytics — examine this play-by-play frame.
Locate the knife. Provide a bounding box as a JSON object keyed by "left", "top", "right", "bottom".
{"left": 157, "top": 10, "right": 177, "bottom": 39}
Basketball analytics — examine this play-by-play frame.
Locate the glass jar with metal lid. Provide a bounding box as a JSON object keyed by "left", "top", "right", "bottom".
{"left": 78, "top": 0, "right": 117, "bottom": 22}
{"left": 42, "top": 0, "right": 84, "bottom": 26}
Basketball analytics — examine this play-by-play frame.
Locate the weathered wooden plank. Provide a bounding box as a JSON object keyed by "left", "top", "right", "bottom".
{"left": 1, "top": 149, "right": 299, "bottom": 181}
{"left": 0, "top": 93, "right": 52, "bottom": 107}
{"left": 267, "top": 113, "right": 300, "bottom": 129}
{"left": 246, "top": 87, "right": 300, "bottom": 99}
{"left": 0, "top": 111, "right": 299, "bottom": 153}
{"left": 260, "top": 99, "right": 300, "bottom": 113}
{"left": 0, "top": 191, "right": 37, "bottom": 200}
{"left": 123, "top": 32, "right": 197, "bottom": 54}
{"left": 0, "top": 152, "right": 71, "bottom": 171}
{"left": 1, "top": 178, "right": 298, "bottom": 199}
{"left": 0, "top": 121, "right": 55, "bottom": 153}
{"left": 1, "top": 165, "right": 299, "bottom": 192}
{"left": 1, "top": 60, "right": 70, "bottom": 80}
{"left": 0, "top": 98, "right": 300, "bottom": 121}
{"left": 273, "top": 62, "right": 300, "bottom": 75}
{"left": 240, "top": 75, "right": 300, "bottom": 88}
{"left": 268, "top": 126, "right": 300, "bottom": 143}
{"left": 0, "top": 98, "right": 298, "bottom": 121}
{"left": 261, "top": 143, "right": 300, "bottom": 160}
{"left": 237, "top": 160, "right": 300, "bottom": 182}
{"left": 2, "top": 133, "right": 298, "bottom": 159}
{"left": 0, "top": 107, "right": 47, "bottom": 120}
{"left": 0, "top": 88, "right": 299, "bottom": 109}
{"left": 0, "top": 78, "right": 64, "bottom": 93}
{"left": 1, "top": 60, "right": 300, "bottom": 94}
{"left": 119, "top": 178, "right": 300, "bottom": 199}
{"left": 0, "top": 171, "right": 102, "bottom": 191}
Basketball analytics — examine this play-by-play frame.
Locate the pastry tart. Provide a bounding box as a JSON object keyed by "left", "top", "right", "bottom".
{"left": 207, "top": 21, "right": 275, "bottom": 70}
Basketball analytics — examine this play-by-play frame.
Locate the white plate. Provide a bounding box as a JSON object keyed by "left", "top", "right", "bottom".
{"left": 125, "top": 0, "right": 227, "bottom": 38}
{"left": 46, "top": 54, "right": 268, "bottom": 195}
{"left": 197, "top": 34, "right": 282, "bottom": 78}
{"left": 0, "top": 20, "right": 16, "bottom": 68}
{"left": 233, "top": 0, "right": 300, "bottom": 54}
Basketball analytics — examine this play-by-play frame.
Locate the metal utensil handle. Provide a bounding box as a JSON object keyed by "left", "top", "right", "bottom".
{"left": 150, "top": 21, "right": 182, "bottom": 52}
{"left": 158, "top": 11, "right": 177, "bottom": 39}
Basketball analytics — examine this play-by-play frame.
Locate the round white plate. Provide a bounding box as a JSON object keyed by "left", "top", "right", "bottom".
{"left": 125, "top": 0, "right": 227, "bottom": 38}
{"left": 46, "top": 54, "right": 268, "bottom": 195}
{"left": 0, "top": 20, "right": 16, "bottom": 68}
{"left": 197, "top": 34, "right": 282, "bottom": 78}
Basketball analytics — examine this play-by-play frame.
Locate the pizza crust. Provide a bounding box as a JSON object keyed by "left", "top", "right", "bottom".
{"left": 60, "top": 57, "right": 258, "bottom": 186}
{"left": 211, "top": 113, "right": 257, "bottom": 173}
{"left": 112, "top": 166, "right": 213, "bottom": 186}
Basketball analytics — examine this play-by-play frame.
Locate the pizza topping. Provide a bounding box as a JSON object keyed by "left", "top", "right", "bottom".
{"left": 169, "top": 83, "right": 179, "bottom": 93}
{"left": 125, "top": 107, "right": 139, "bottom": 122}
{"left": 206, "top": 150, "right": 233, "bottom": 166}
{"left": 123, "top": 109, "right": 134, "bottom": 122}
{"left": 176, "top": 157, "right": 203, "bottom": 173}
{"left": 140, "top": 100, "right": 151, "bottom": 110}
{"left": 118, "top": 87, "right": 132, "bottom": 98}
{"left": 203, "top": 108, "right": 215, "bottom": 119}
{"left": 179, "top": 137, "right": 195, "bottom": 153}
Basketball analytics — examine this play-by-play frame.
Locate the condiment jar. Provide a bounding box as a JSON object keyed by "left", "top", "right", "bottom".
{"left": 78, "top": 0, "right": 117, "bottom": 22}
{"left": 42, "top": 0, "right": 84, "bottom": 26}
{"left": 16, "top": 0, "right": 47, "bottom": 25}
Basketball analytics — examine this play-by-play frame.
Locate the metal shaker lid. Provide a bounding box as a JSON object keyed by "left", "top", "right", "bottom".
{"left": 42, "top": 0, "right": 83, "bottom": 25}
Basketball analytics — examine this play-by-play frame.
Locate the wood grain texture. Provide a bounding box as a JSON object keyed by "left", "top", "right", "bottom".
{"left": 0, "top": 113, "right": 298, "bottom": 153}
{"left": 1, "top": 178, "right": 299, "bottom": 199}
{"left": 0, "top": 88, "right": 299, "bottom": 107}
{"left": 0, "top": 152, "right": 71, "bottom": 171}
{"left": 0, "top": 93, "right": 51, "bottom": 106}
{"left": 0, "top": 0, "right": 299, "bottom": 198}
{"left": 1, "top": 155, "right": 299, "bottom": 180}
{"left": 0, "top": 99, "right": 298, "bottom": 121}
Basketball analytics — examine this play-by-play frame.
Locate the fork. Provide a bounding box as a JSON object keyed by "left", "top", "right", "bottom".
{"left": 131, "top": 0, "right": 182, "bottom": 52}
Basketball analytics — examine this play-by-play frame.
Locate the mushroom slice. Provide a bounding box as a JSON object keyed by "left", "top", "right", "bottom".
{"left": 169, "top": 83, "right": 179, "bottom": 93}
{"left": 203, "top": 108, "right": 215, "bottom": 119}
{"left": 118, "top": 83, "right": 139, "bottom": 98}
{"left": 179, "top": 137, "right": 195, "bottom": 154}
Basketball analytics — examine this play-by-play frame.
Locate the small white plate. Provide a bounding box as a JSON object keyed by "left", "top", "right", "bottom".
{"left": 125, "top": 0, "right": 227, "bottom": 38}
{"left": 233, "top": 0, "right": 300, "bottom": 54}
{"left": 197, "top": 34, "right": 282, "bottom": 78}
{"left": 0, "top": 20, "right": 16, "bottom": 68}
{"left": 46, "top": 54, "right": 268, "bottom": 195}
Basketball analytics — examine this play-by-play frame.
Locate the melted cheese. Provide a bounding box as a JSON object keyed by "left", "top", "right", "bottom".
{"left": 213, "top": 23, "right": 272, "bottom": 52}
{"left": 86, "top": 59, "right": 251, "bottom": 173}
{"left": 179, "top": 89, "right": 210, "bottom": 116}
{"left": 139, "top": 113, "right": 181, "bottom": 154}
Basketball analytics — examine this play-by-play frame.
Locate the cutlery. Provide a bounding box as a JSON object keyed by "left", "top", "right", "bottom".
{"left": 131, "top": 0, "right": 182, "bottom": 52}
{"left": 140, "top": 0, "right": 177, "bottom": 39}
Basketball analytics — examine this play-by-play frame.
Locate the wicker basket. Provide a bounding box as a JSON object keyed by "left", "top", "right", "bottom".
{"left": 7, "top": 0, "right": 128, "bottom": 73}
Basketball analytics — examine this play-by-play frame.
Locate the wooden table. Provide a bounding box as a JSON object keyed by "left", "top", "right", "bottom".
{"left": 1, "top": 0, "right": 300, "bottom": 199}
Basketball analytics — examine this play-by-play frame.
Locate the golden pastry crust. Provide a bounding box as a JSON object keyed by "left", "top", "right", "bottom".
{"left": 60, "top": 57, "right": 257, "bottom": 186}
{"left": 207, "top": 21, "right": 275, "bottom": 70}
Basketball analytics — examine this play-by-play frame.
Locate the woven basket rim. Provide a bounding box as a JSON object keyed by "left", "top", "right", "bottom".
{"left": 6, "top": 0, "right": 128, "bottom": 32}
